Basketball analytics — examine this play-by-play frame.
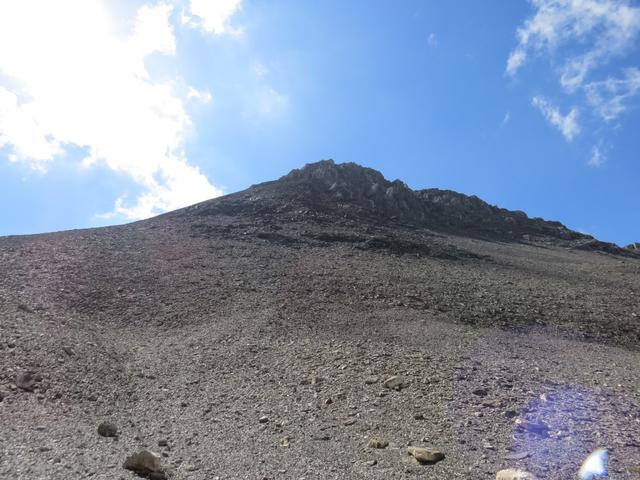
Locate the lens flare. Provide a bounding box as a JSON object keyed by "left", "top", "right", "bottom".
{"left": 579, "top": 449, "right": 608, "bottom": 479}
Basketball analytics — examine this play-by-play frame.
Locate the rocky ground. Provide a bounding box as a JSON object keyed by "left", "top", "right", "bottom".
{"left": 1, "top": 161, "right": 639, "bottom": 479}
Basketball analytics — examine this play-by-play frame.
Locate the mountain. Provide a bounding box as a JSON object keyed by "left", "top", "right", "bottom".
{"left": 1, "top": 160, "right": 639, "bottom": 480}
{"left": 175, "top": 160, "right": 632, "bottom": 256}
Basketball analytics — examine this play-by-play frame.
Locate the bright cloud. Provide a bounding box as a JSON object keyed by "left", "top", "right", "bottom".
{"left": 0, "top": 87, "right": 61, "bottom": 165}
{"left": 187, "top": 86, "right": 213, "bottom": 104}
{"left": 506, "top": 0, "right": 640, "bottom": 91}
{"left": 0, "top": 0, "right": 223, "bottom": 220}
{"left": 585, "top": 67, "right": 640, "bottom": 121}
{"left": 184, "top": 0, "right": 243, "bottom": 36}
{"left": 506, "top": 49, "right": 526, "bottom": 76}
{"left": 532, "top": 96, "right": 580, "bottom": 141}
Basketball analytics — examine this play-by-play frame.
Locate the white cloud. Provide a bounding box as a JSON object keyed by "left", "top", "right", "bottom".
{"left": 508, "top": 1, "right": 640, "bottom": 164}
{"left": 109, "top": 157, "right": 221, "bottom": 219}
{"left": 559, "top": 51, "right": 598, "bottom": 92}
{"left": 507, "top": 0, "right": 640, "bottom": 90}
{"left": 0, "top": 87, "right": 61, "bottom": 166}
{"left": 132, "top": 3, "right": 176, "bottom": 59}
{"left": 186, "top": 0, "right": 243, "bottom": 36}
{"left": 588, "top": 145, "right": 606, "bottom": 167}
{"left": 187, "top": 86, "right": 213, "bottom": 104}
{"left": 585, "top": 67, "right": 640, "bottom": 121}
{"left": 532, "top": 96, "right": 580, "bottom": 140}
{"left": 0, "top": 0, "right": 222, "bottom": 220}
{"left": 506, "top": 49, "right": 526, "bottom": 75}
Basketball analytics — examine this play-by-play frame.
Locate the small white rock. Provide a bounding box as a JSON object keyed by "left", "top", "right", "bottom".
{"left": 496, "top": 468, "right": 536, "bottom": 480}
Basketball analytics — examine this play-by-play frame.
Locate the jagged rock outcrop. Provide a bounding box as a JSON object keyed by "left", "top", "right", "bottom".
{"left": 181, "top": 160, "right": 634, "bottom": 256}
{"left": 415, "top": 188, "right": 582, "bottom": 243}
{"left": 279, "top": 160, "right": 426, "bottom": 224}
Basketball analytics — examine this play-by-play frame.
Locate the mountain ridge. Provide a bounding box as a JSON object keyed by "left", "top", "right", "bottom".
{"left": 172, "top": 159, "right": 634, "bottom": 257}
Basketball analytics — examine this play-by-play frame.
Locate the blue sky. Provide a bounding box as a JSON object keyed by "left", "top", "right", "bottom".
{"left": 0, "top": 0, "right": 638, "bottom": 246}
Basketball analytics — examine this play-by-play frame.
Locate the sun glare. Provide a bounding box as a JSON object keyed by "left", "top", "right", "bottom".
{"left": 579, "top": 449, "right": 609, "bottom": 480}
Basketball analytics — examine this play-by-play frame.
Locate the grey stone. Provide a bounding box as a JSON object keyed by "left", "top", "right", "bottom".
{"left": 367, "top": 436, "right": 388, "bottom": 449}
{"left": 364, "top": 375, "right": 379, "bottom": 385}
{"left": 504, "top": 451, "right": 530, "bottom": 460}
{"left": 15, "top": 371, "right": 38, "bottom": 391}
{"left": 382, "top": 376, "right": 407, "bottom": 390}
{"left": 97, "top": 422, "right": 118, "bottom": 437}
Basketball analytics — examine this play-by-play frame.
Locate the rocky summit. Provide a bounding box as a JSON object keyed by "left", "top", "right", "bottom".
{"left": 0, "top": 160, "right": 639, "bottom": 479}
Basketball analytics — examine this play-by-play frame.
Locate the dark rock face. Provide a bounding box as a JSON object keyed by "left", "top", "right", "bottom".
{"left": 575, "top": 239, "right": 639, "bottom": 257}
{"left": 180, "top": 160, "right": 633, "bottom": 256}
{"left": 415, "top": 188, "right": 582, "bottom": 243}
{"left": 280, "top": 160, "right": 427, "bottom": 224}
{"left": 175, "top": 160, "right": 636, "bottom": 256}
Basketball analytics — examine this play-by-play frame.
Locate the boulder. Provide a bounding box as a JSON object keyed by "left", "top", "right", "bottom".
{"left": 407, "top": 446, "right": 445, "bottom": 464}
{"left": 123, "top": 450, "right": 165, "bottom": 478}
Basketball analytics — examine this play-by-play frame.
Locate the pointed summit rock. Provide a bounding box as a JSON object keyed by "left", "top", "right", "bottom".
{"left": 277, "top": 159, "right": 427, "bottom": 225}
